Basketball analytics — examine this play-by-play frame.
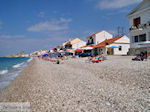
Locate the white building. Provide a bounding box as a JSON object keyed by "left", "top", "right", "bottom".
{"left": 72, "top": 41, "right": 86, "bottom": 49}
{"left": 93, "top": 35, "right": 130, "bottom": 55}
{"left": 86, "top": 30, "right": 113, "bottom": 46}
{"left": 64, "top": 38, "right": 86, "bottom": 50}
{"left": 128, "top": 0, "right": 150, "bottom": 55}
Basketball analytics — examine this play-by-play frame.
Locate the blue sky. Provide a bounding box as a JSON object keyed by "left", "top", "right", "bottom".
{"left": 0, "top": 0, "right": 142, "bottom": 56}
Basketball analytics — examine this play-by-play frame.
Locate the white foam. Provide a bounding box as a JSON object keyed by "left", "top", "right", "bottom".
{"left": 13, "top": 62, "right": 24, "bottom": 68}
{"left": 27, "top": 58, "right": 33, "bottom": 62}
{"left": 0, "top": 70, "right": 8, "bottom": 75}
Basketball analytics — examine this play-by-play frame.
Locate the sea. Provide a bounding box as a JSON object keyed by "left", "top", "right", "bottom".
{"left": 0, "top": 57, "right": 32, "bottom": 90}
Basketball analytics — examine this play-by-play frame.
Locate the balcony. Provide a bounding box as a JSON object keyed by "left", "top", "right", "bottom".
{"left": 86, "top": 42, "right": 94, "bottom": 46}
{"left": 86, "top": 38, "right": 94, "bottom": 45}
{"left": 129, "top": 21, "right": 150, "bottom": 31}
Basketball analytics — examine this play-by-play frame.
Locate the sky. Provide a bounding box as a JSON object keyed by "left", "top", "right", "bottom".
{"left": 0, "top": 0, "right": 142, "bottom": 56}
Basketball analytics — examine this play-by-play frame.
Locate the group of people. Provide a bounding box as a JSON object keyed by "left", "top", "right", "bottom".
{"left": 38, "top": 55, "right": 65, "bottom": 64}
{"left": 132, "top": 51, "right": 148, "bottom": 61}
{"left": 86, "top": 54, "right": 106, "bottom": 63}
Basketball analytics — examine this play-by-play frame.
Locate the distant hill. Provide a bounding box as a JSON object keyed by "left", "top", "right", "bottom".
{"left": 2, "top": 52, "right": 27, "bottom": 57}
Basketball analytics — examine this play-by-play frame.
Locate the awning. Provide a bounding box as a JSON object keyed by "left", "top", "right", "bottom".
{"left": 75, "top": 49, "right": 84, "bottom": 52}
{"left": 138, "top": 41, "right": 150, "bottom": 45}
{"left": 107, "top": 45, "right": 119, "bottom": 48}
{"left": 82, "top": 46, "right": 93, "bottom": 50}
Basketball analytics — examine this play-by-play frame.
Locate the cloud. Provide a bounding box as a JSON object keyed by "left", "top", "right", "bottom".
{"left": 38, "top": 12, "right": 45, "bottom": 18}
{"left": 27, "top": 18, "right": 72, "bottom": 32}
{"left": 96, "top": 0, "right": 142, "bottom": 9}
{"left": 0, "top": 33, "right": 70, "bottom": 56}
{"left": 0, "top": 35, "right": 25, "bottom": 39}
{"left": 0, "top": 21, "right": 3, "bottom": 29}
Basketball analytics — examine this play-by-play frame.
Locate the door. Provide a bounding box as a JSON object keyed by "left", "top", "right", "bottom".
{"left": 107, "top": 48, "right": 114, "bottom": 55}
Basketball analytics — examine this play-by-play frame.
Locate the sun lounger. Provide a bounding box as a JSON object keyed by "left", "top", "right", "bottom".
{"left": 92, "top": 59, "right": 103, "bottom": 63}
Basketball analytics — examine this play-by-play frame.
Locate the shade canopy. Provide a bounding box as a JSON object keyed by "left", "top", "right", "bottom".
{"left": 138, "top": 41, "right": 150, "bottom": 45}
{"left": 42, "top": 54, "right": 49, "bottom": 57}
{"left": 58, "top": 50, "right": 64, "bottom": 53}
{"left": 75, "top": 49, "right": 84, "bottom": 52}
{"left": 107, "top": 45, "right": 119, "bottom": 48}
{"left": 66, "top": 49, "right": 74, "bottom": 53}
{"left": 82, "top": 46, "right": 93, "bottom": 50}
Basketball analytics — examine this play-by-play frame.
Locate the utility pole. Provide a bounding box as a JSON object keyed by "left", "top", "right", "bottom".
{"left": 117, "top": 26, "right": 125, "bottom": 36}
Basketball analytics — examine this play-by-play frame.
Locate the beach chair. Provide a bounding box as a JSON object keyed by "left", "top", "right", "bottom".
{"left": 92, "top": 59, "right": 103, "bottom": 63}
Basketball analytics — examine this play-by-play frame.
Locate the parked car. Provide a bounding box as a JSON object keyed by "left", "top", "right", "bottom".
{"left": 78, "top": 53, "right": 92, "bottom": 57}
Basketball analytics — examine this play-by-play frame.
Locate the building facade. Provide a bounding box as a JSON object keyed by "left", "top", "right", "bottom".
{"left": 128, "top": 0, "right": 150, "bottom": 55}
{"left": 86, "top": 30, "right": 113, "bottom": 46}
{"left": 93, "top": 35, "right": 130, "bottom": 55}
{"left": 63, "top": 38, "right": 86, "bottom": 50}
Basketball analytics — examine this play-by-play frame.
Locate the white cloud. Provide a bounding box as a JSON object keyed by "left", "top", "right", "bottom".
{"left": 96, "top": 0, "right": 142, "bottom": 9}
{"left": 38, "top": 12, "right": 45, "bottom": 18}
{"left": 0, "top": 35, "right": 25, "bottom": 39}
{"left": 27, "top": 18, "right": 72, "bottom": 32}
{"left": 0, "top": 32, "right": 70, "bottom": 56}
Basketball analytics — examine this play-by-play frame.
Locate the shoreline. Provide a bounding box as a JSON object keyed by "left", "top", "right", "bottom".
{"left": 0, "top": 56, "right": 149, "bottom": 111}
{"left": 0, "top": 58, "right": 34, "bottom": 91}
{"left": 0, "top": 57, "right": 32, "bottom": 91}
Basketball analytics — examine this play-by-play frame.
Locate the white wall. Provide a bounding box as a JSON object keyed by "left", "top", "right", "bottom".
{"left": 97, "top": 47, "right": 107, "bottom": 55}
{"left": 130, "top": 27, "right": 150, "bottom": 48}
{"left": 95, "top": 31, "right": 113, "bottom": 44}
{"left": 113, "top": 44, "right": 130, "bottom": 55}
{"left": 129, "top": 2, "right": 150, "bottom": 49}
{"left": 115, "top": 35, "right": 130, "bottom": 43}
{"left": 72, "top": 41, "right": 86, "bottom": 49}
{"left": 129, "top": 9, "right": 150, "bottom": 27}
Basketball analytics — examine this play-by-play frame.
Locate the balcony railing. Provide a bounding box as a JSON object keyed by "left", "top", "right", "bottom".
{"left": 129, "top": 21, "right": 150, "bottom": 31}
{"left": 86, "top": 42, "right": 94, "bottom": 45}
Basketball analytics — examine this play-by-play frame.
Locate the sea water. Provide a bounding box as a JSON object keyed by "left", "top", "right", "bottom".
{"left": 0, "top": 57, "right": 32, "bottom": 90}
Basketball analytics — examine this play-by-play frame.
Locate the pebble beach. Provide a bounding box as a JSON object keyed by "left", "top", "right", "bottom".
{"left": 0, "top": 56, "right": 150, "bottom": 112}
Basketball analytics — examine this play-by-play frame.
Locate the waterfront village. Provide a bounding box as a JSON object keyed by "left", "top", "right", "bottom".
{"left": 0, "top": 1, "right": 150, "bottom": 111}
{"left": 29, "top": 0, "right": 150, "bottom": 60}
{"left": 5, "top": 0, "right": 150, "bottom": 59}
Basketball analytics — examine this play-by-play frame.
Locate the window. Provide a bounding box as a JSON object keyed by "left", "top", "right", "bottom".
{"left": 134, "top": 36, "right": 139, "bottom": 42}
{"left": 90, "top": 37, "right": 92, "bottom": 39}
{"left": 133, "top": 34, "right": 147, "bottom": 43}
{"left": 133, "top": 17, "right": 141, "bottom": 27}
{"left": 119, "top": 46, "right": 122, "bottom": 51}
{"left": 91, "top": 38, "right": 94, "bottom": 44}
{"left": 139, "top": 34, "right": 146, "bottom": 42}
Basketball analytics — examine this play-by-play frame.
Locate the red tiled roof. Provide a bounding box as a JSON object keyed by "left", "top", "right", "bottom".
{"left": 93, "top": 36, "right": 122, "bottom": 48}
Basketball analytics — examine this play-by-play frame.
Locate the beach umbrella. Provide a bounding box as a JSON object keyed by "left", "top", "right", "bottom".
{"left": 75, "top": 49, "right": 84, "bottom": 52}
{"left": 42, "top": 54, "right": 49, "bottom": 57}
{"left": 58, "top": 50, "right": 64, "bottom": 53}
{"left": 66, "top": 49, "right": 74, "bottom": 53}
{"left": 38, "top": 54, "right": 42, "bottom": 57}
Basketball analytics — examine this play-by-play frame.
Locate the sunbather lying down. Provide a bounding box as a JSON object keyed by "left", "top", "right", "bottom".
{"left": 55, "top": 59, "right": 64, "bottom": 64}
{"left": 86, "top": 55, "right": 106, "bottom": 63}
{"left": 132, "top": 52, "right": 148, "bottom": 61}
